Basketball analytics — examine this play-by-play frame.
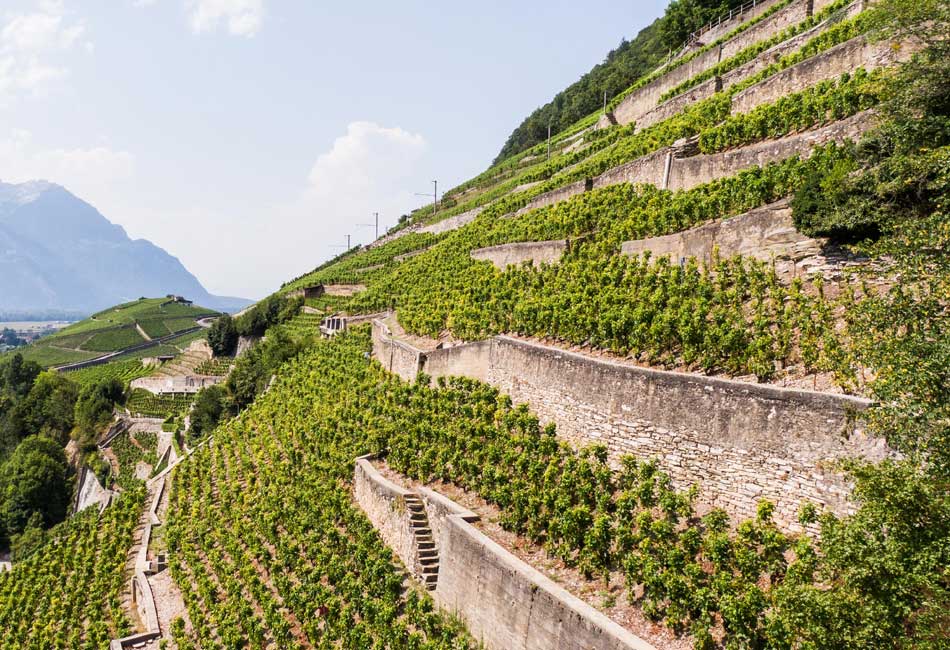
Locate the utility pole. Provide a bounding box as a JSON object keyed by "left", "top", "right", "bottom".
{"left": 603, "top": 90, "right": 607, "bottom": 115}
{"left": 358, "top": 212, "right": 380, "bottom": 241}
{"left": 415, "top": 181, "right": 438, "bottom": 215}
{"left": 329, "top": 235, "right": 352, "bottom": 255}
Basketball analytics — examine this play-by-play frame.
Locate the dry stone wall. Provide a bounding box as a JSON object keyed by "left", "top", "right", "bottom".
{"left": 621, "top": 199, "right": 826, "bottom": 280}
{"left": 731, "top": 35, "right": 916, "bottom": 114}
{"left": 691, "top": 0, "right": 787, "bottom": 47}
{"left": 372, "top": 322, "right": 889, "bottom": 530}
{"left": 354, "top": 457, "right": 656, "bottom": 650}
{"left": 419, "top": 206, "right": 484, "bottom": 235}
{"left": 353, "top": 457, "right": 427, "bottom": 578}
{"left": 612, "top": 0, "right": 819, "bottom": 128}
{"left": 470, "top": 239, "right": 569, "bottom": 269}
{"left": 514, "top": 179, "right": 589, "bottom": 216}
{"left": 666, "top": 109, "right": 873, "bottom": 190}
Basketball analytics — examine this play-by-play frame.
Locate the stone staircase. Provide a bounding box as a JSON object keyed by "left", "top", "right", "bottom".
{"left": 404, "top": 494, "right": 439, "bottom": 590}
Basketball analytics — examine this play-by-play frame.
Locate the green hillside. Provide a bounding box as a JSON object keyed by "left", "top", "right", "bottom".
{"left": 16, "top": 297, "right": 218, "bottom": 367}
{"left": 1, "top": 1, "right": 948, "bottom": 649}
{"left": 494, "top": 0, "right": 739, "bottom": 163}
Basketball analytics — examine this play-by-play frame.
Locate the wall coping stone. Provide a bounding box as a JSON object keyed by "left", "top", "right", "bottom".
{"left": 494, "top": 335, "right": 871, "bottom": 412}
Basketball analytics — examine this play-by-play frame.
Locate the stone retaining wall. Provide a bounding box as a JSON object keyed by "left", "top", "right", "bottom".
{"left": 372, "top": 322, "right": 889, "bottom": 530}
{"left": 514, "top": 180, "right": 589, "bottom": 216}
{"left": 731, "top": 35, "right": 916, "bottom": 114}
{"left": 354, "top": 457, "right": 655, "bottom": 650}
{"left": 419, "top": 206, "right": 484, "bottom": 235}
{"left": 621, "top": 199, "right": 827, "bottom": 280}
{"left": 666, "top": 109, "right": 873, "bottom": 191}
{"left": 470, "top": 239, "right": 569, "bottom": 269}
{"left": 635, "top": 76, "right": 721, "bottom": 132}
{"left": 693, "top": 0, "right": 788, "bottom": 48}
{"left": 130, "top": 374, "right": 223, "bottom": 395}
{"left": 721, "top": 0, "right": 813, "bottom": 60}
{"left": 372, "top": 320, "right": 424, "bottom": 380}
{"left": 591, "top": 148, "right": 670, "bottom": 190}
{"left": 353, "top": 457, "right": 426, "bottom": 578}
{"left": 611, "top": 0, "right": 817, "bottom": 127}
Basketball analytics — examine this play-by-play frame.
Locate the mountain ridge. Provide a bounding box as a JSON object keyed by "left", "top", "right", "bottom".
{"left": 0, "top": 179, "right": 250, "bottom": 314}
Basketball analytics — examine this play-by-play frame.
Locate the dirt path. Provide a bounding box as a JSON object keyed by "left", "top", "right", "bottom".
{"left": 136, "top": 323, "right": 153, "bottom": 342}
{"left": 144, "top": 472, "right": 192, "bottom": 650}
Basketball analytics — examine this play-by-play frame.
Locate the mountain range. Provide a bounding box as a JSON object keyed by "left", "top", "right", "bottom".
{"left": 0, "top": 180, "right": 250, "bottom": 315}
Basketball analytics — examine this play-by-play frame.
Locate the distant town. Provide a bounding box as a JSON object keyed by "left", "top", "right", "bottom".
{"left": 0, "top": 321, "right": 71, "bottom": 352}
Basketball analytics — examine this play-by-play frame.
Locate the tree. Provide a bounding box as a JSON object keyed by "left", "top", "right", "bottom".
{"left": 74, "top": 378, "right": 123, "bottom": 441}
{"left": 0, "top": 436, "right": 69, "bottom": 544}
{"left": 14, "top": 371, "right": 79, "bottom": 446}
{"left": 660, "top": 0, "right": 731, "bottom": 49}
{"left": 207, "top": 314, "right": 238, "bottom": 356}
{"left": 189, "top": 385, "right": 226, "bottom": 442}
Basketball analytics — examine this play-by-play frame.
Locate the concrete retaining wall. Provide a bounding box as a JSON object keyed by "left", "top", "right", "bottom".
{"left": 470, "top": 239, "right": 569, "bottom": 269}
{"left": 354, "top": 458, "right": 655, "bottom": 650}
{"left": 372, "top": 322, "right": 889, "bottom": 530}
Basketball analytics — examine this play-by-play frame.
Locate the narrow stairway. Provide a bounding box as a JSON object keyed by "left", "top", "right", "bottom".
{"left": 404, "top": 494, "right": 439, "bottom": 590}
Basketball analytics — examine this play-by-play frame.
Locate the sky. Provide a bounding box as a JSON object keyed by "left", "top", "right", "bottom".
{"left": 0, "top": 0, "right": 667, "bottom": 299}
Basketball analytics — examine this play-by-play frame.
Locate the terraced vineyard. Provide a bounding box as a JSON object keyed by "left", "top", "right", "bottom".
{"left": 167, "top": 334, "right": 477, "bottom": 649}
{"left": 17, "top": 297, "right": 218, "bottom": 368}
{"left": 63, "top": 359, "right": 153, "bottom": 388}
{"left": 0, "top": 486, "right": 144, "bottom": 649}
{"left": 126, "top": 389, "right": 194, "bottom": 419}
{"left": 3, "top": 1, "right": 948, "bottom": 649}
{"left": 193, "top": 357, "right": 234, "bottom": 376}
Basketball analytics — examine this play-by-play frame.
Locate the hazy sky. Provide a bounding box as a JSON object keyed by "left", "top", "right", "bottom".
{"left": 0, "top": 0, "right": 666, "bottom": 299}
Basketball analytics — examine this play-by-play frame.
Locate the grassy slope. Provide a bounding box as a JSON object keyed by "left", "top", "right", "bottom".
{"left": 16, "top": 297, "right": 217, "bottom": 367}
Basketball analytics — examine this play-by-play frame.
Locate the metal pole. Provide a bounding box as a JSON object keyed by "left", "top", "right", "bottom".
{"left": 346, "top": 234, "right": 351, "bottom": 250}
{"left": 547, "top": 122, "right": 551, "bottom": 160}
{"left": 433, "top": 180, "right": 438, "bottom": 212}
{"left": 374, "top": 212, "right": 379, "bottom": 239}
{"left": 603, "top": 90, "right": 607, "bottom": 114}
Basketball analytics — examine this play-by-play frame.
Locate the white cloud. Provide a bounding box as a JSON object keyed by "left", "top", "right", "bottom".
{"left": 130, "top": 121, "right": 429, "bottom": 299}
{"left": 0, "top": 129, "right": 135, "bottom": 198}
{"left": 0, "top": 1, "right": 88, "bottom": 99}
{"left": 187, "top": 0, "right": 265, "bottom": 37}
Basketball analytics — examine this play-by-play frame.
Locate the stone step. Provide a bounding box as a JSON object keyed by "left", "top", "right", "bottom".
{"left": 418, "top": 549, "right": 437, "bottom": 559}
{"left": 420, "top": 556, "right": 438, "bottom": 567}
{"left": 417, "top": 541, "right": 435, "bottom": 550}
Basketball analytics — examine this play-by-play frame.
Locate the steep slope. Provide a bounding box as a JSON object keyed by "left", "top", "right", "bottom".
{"left": 493, "top": 0, "right": 755, "bottom": 163}
{"left": 0, "top": 180, "right": 250, "bottom": 314}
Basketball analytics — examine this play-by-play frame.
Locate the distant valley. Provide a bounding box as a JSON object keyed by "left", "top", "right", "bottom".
{"left": 0, "top": 180, "right": 250, "bottom": 315}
